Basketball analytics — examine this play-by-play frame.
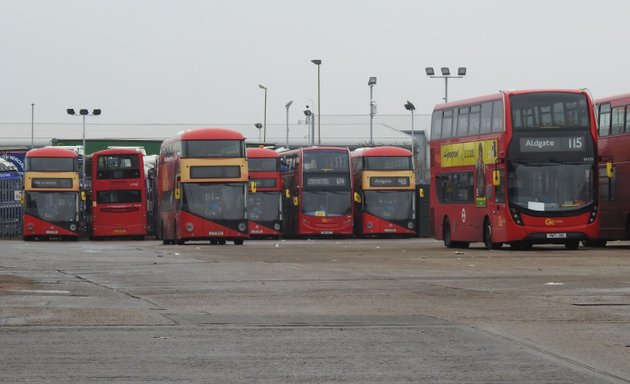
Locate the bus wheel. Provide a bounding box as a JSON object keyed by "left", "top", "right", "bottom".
{"left": 210, "top": 240, "right": 218, "bottom": 245}
{"left": 443, "top": 219, "right": 454, "bottom": 248}
{"left": 218, "top": 239, "right": 227, "bottom": 245}
{"left": 583, "top": 239, "right": 607, "bottom": 247}
{"left": 483, "top": 220, "right": 501, "bottom": 250}
{"left": 176, "top": 239, "right": 186, "bottom": 245}
{"left": 234, "top": 239, "right": 244, "bottom": 245}
{"left": 510, "top": 241, "right": 532, "bottom": 250}
{"left": 565, "top": 240, "right": 579, "bottom": 250}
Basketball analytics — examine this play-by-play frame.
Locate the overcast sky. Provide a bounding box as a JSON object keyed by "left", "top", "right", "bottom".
{"left": 2, "top": 0, "right": 629, "bottom": 140}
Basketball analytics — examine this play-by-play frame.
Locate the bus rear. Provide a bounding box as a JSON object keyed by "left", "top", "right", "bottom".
{"left": 589, "top": 93, "right": 630, "bottom": 246}
{"left": 351, "top": 146, "right": 416, "bottom": 236}
{"left": 247, "top": 148, "right": 282, "bottom": 237}
{"left": 22, "top": 148, "right": 80, "bottom": 240}
{"left": 90, "top": 148, "right": 148, "bottom": 239}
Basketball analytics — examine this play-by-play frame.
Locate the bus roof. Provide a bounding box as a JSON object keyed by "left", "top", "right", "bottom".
{"left": 92, "top": 148, "right": 145, "bottom": 156}
{"left": 26, "top": 147, "right": 78, "bottom": 158}
{"left": 247, "top": 147, "right": 280, "bottom": 158}
{"left": 595, "top": 92, "right": 630, "bottom": 105}
{"left": 177, "top": 128, "right": 245, "bottom": 141}
{"left": 352, "top": 146, "right": 412, "bottom": 157}
{"left": 432, "top": 89, "right": 590, "bottom": 111}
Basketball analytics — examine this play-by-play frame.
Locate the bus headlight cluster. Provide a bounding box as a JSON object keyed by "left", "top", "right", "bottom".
{"left": 366, "top": 222, "right": 374, "bottom": 229}
{"left": 69, "top": 224, "right": 77, "bottom": 231}
{"left": 588, "top": 205, "right": 598, "bottom": 224}
{"left": 407, "top": 221, "right": 414, "bottom": 229}
{"left": 185, "top": 223, "right": 194, "bottom": 233}
{"left": 27, "top": 223, "right": 34, "bottom": 231}
{"left": 510, "top": 207, "right": 523, "bottom": 226}
{"left": 238, "top": 222, "right": 247, "bottom": 232}
{"left": 273, "top": 223, "right": 281, "bottom": 231}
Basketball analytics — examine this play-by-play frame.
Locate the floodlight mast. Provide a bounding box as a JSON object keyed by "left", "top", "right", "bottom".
{"left": 425, "top": 67, "right": 467, "bottom": 103}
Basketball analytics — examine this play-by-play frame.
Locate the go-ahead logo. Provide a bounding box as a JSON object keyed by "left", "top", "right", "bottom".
{"left": 545, "top": 218, "right": 565, "bottom": 226}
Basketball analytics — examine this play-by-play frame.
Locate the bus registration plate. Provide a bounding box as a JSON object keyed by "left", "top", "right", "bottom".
{"left": 546, "top": 233, "right": 567, "bottom": 239}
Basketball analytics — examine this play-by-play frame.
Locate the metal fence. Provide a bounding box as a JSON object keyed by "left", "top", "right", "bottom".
{"left": 0, "top": 176, "right": 22, "bottom": 239}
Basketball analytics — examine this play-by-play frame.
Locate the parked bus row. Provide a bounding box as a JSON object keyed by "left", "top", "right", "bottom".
{"left": 20, "top": 129, "right": 419, "bottom": 243}
{"left": 21, "top": 89, "right": 630, "bottom": 248}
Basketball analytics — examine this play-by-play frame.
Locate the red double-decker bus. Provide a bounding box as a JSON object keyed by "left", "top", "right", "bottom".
{"left": 158, "top": 128, "right": 249, "bottom": 245}
{"left": 247, "top": 147, "right": 282, "bottom": 237}
{"left": 279, "top": 147, "right": 353, "bottom": 237}
{"left": 430, "top": 89, "right": 599, "bottom": 250}
{"left": 90, "top": 148, "right": 147, "bottom": 239}
{"left": 587, "top": 93, "right": 630, "bottom": 246}
{"left": 22, "top": 147, "right": 80, "bottom": 240}
{"left": 351, "top": 146, "right": 416, "bottom": 236}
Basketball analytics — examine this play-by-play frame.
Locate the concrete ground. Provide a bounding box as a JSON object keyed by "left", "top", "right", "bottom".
{"left": 1, "top": 238, "right": 629, "bottom": 383}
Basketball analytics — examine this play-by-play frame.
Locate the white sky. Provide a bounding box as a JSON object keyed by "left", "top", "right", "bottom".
{"left": 1, "top": 0, "right": 629, "bottom": 141}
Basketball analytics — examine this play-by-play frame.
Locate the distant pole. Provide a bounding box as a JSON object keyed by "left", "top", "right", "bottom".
{"left": 31, "top": 103, "right": 35, "bottom": 148}
{"left": 404, "top": 101, "right": 416, "bottom": 166}
{"left": 311, "top": 59, "right": 322, "bottom": 145}
{"left": 285, "top": 100, "right": 293, "bottom": 148}
{"left": 258, "top": 84, "right": 268, "bottom": 142}
{"left": 368, "top": 77, "right": 377, "bottom": 145}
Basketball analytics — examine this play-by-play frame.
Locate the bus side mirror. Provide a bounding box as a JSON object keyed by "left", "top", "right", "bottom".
{"left": 606, "top": 162, "right": 614, "bottom": 178}
{"left": 175, "top": 187, "right": 181, "bottom": 200}
{"left": 250, "top": 180, "right": 256, "bottom": 193}
{"left": 292, "top": 196, "right": 299, "bottom": 206}
{"left": 492, "top": 170, "right": 501, "bottom": 186}
{"left": 285, "top": 189, "right": 290, "bottom": 198}
{"left": 353, "top": 192, "right": 361, "bottom": 203}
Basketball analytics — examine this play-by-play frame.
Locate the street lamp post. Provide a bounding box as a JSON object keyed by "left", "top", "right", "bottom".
{"left": 311, "top": 59, "right": 321, "bottom": 145}
{"left": 404, "top": 101, "right": 416, "bottom": 159}
{"left": 258, "top": 84, "right": 268, "bottom": 142}
{"left": 31, "top": 103, "right": 35, "bottom": 148}
{"left": 285, "top": 100, "right": 293, "bottom": 148}
{"left": 254, "top": 123, "right": 263, "bottom": 144}
{"left": 303, "top": 108, "right": 315, "bottom": 146}
{"left": 425, "top": 67, "right": 467, "bottom": 103}
{"left": 368, "top": 76, "right": 377, "bottom": 145}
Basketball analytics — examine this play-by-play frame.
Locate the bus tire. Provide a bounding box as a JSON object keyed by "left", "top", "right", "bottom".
{"left": 565, "top": 240, "right": 579, "bottom": 250}
{"left": 483, "top": 219, "right": 502, "bottom": 250}
{"left": 443, "top": 218, "right": 456, "bottom": 248}
{"left": 582, "top": 239, "right": 606, "bottom": 247}
{"left": 234, "top": 239, "right": 244, "bottom": 245}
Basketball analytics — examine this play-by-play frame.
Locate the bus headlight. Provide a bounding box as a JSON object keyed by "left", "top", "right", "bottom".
{"left": 588, "top": 204, "right": 598, "bottom": 224}
{"left": 366, "top": 222, "right": 374, "bottom": 229}
{"left": 273, "top": 223, "right": 281, "bottom": 231}
{"left": 510, "top": 207, "right": 523, "bottom": 226}
{"left": 27, "top": 223, "right": 34, "bottom": 231}
{"left": 69, "top": 224, "right": 77, "bottom": 231}
{"left": 185, "top": 223, "right": 194, "bottom": 233}
{"left": 238, "top": 222, "right": 247, "bottom": 232}
{"left": 407, "top": 221, "right": 414, "bottom": 229}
